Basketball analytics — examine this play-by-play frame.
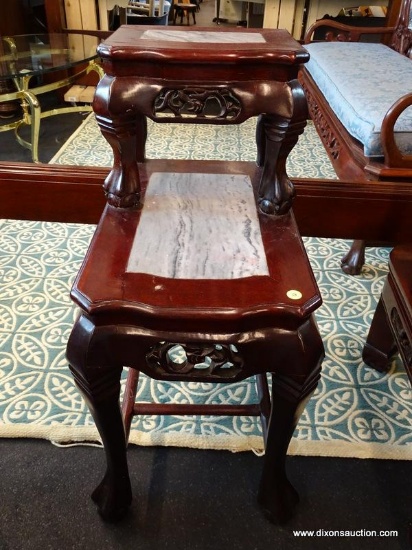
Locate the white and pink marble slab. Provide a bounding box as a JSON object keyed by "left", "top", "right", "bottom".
{"left": 126, "top": 172, "right": 269, "bottom": 279}
{"left": 140, "top": 30, "right": 266, "bottom": 43}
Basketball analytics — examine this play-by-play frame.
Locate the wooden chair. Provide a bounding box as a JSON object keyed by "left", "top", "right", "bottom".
{"left": 66, "top": 25, "right": 325, "bottom": 525}
{"left": 173, "top": 0, "right": 197, "bottom": 25}
{"left": 363, "top": 245, "right": 412, "bottom": 381}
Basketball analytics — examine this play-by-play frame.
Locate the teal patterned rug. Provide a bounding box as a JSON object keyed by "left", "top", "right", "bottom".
{"left": 1, "top": 115, "right": 410, "bottom": 459}
{"left": 50, "top": 114, "right": 337, "bottom": 179}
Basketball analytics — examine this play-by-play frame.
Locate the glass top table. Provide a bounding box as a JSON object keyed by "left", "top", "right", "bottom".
{"left": 0, "top": 33, "right": 100, "bottom": 79}
{"left": 0, "top": 32, "right": 103, "bottom": 163}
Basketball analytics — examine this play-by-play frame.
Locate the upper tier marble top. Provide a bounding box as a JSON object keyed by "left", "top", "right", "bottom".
{"left": 140, "top": 30, "right": 266, "bottom": 43}
{"left": 126, "top": 172, "right": 269, "bottom": 279}
{"left": 98, "top": 27, "right": 309, "bottom": 68}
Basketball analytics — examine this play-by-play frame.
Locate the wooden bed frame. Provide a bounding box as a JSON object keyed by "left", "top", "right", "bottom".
{"left": 299, "top": 0, "right": 412, "bottom": 273}
{"left": 1, "top": 163, "right": 411, "bottom": 252}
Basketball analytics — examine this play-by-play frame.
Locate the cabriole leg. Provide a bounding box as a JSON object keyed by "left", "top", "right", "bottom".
{"left": 257, "top": 316, "right": 323, "bottom": 524}
{"left": 258, "top": 363, "right": 321, "bottom": 524}
{"left": 341, "top": 240, "right": 366, "bottom": 275}
{"left": 67, "top": 316, "right": 132, "bottom": 521}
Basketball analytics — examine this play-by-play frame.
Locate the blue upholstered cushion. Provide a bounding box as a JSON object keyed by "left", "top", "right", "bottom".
{"left": 304, "top": 42, "right": 412, "bottom": 157}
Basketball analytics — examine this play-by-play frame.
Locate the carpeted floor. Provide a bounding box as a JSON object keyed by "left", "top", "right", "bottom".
{"left": 0, "top": 440, "right": 411, "bottom": 550}
{"left": 50, "top": 114, "right": 337, "bottom": 179}
{"left": 1, "top": 218, "right": 409, "bottom": 460}
{"left": 1, "top": 113, "right": 410, "bottom": 460}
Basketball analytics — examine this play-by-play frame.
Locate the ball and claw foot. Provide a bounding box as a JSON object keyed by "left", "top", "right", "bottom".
{"left": 258, "top": 477, "right": 299, "bottom": 525}
{"left": 91, "top": 471, "right": 133, "bottom": 522}
{"left": 340, "top": 241, "right": 365, "bottom": 275}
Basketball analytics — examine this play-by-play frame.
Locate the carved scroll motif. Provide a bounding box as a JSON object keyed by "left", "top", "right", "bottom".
{"left": 391, "top": 25, "right": 412, "bottom": 56}
{"left": 302, "top": 81, "right": 341, "bottom": 161}
{"left": 154, "top": 88, "right": 242, "bottom": 120}
{"left": 146, "top": 342, "right": 244, "bottom": 379}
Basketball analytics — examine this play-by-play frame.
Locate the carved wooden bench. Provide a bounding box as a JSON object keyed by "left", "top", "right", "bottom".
{"left": 300, "top": 0, "right": 412, "bottom": 274}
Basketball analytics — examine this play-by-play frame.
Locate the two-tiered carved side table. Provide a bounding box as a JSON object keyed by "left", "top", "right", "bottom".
{"left": 67, "top": 26, "right": 324, "bottom": 524}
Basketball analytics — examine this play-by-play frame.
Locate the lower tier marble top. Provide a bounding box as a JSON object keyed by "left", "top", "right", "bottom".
{"left": 126, "top": 172, "right": 269, "bottom": 279}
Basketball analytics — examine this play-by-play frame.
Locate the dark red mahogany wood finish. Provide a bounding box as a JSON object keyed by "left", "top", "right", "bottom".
{"left": 66, "top": 25, "right": 325, "bottom": 524}
{"left": 363, "top": 245, "right": 412, "bottom": 382}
